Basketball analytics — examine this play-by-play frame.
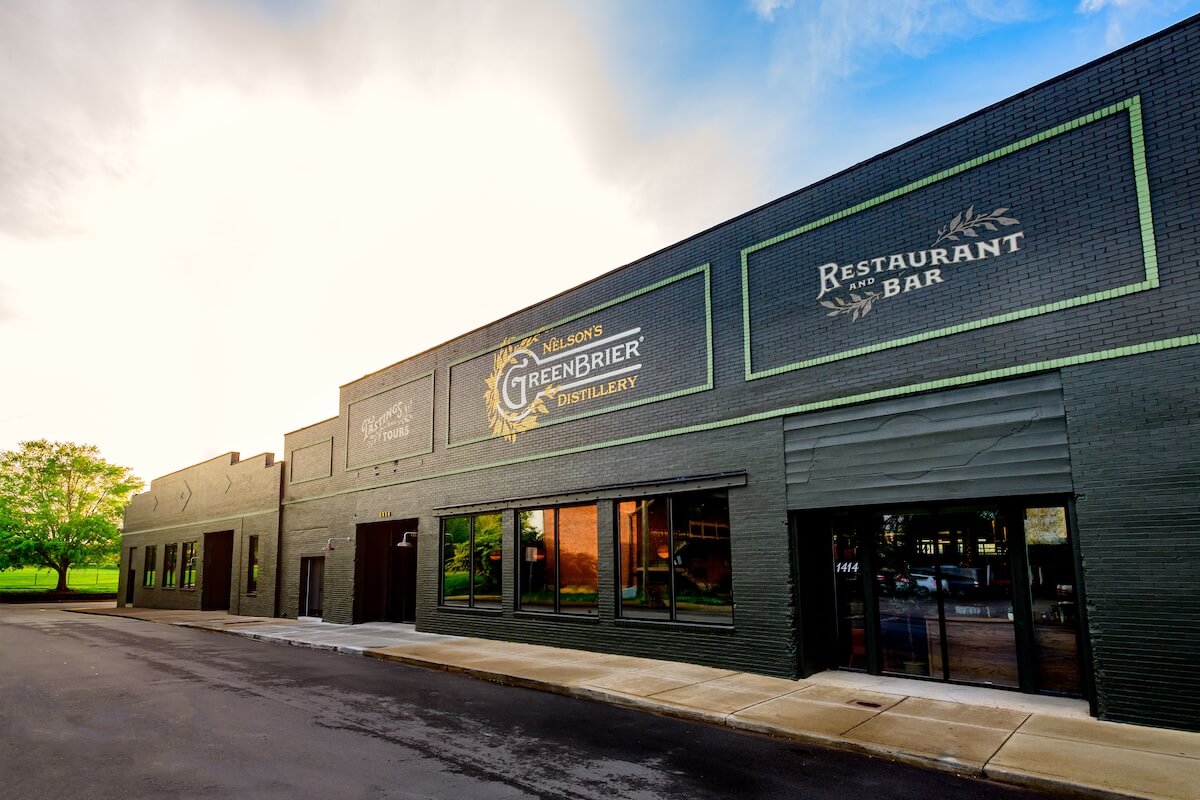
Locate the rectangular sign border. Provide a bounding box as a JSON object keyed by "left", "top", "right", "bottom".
{"left": 445, "top": 264, "right": 714, "bottom": 449}
{"left": 740, "top": 95, "right": 1159, "bottom": 381}
{"left": 344, "top": 371, "right": 436, "bottom": 471}
{"left": 288, "top": 437, "right": 334, "bottom": 485}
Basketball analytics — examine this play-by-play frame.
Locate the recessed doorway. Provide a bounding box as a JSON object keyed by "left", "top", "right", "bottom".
{"left": 797, "top": 501, "right": 1083, "bottom": 696}
{"left": 299, "top": 556, "right": 325, "bottom": 618}
{"left": 354, "top": 519, "right": 418, "bottom": 623}
{"left": 201, "top": 530, "right": 234, "bottom": 611}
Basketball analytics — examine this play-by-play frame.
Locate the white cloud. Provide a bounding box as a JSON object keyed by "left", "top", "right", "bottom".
{"left": 1076, "top": 0, "right": 1190, "bottom": 46}
{"left": 750, "top": 0, "right": 795, "bottom": 22}
{"left": 0, "top": 0, "right": 764, "bottom": 482}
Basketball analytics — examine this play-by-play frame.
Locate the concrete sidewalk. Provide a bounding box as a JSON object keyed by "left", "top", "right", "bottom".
{"left": 69, "top": 605, "right": 1199, "bottom": 800}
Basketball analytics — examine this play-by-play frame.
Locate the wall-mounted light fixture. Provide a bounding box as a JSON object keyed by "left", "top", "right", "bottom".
{"left": 323, "top": 537, "right": 353, "bottom": 552}
{"left": 395, "top": 532, "right": 418, "bottom": 549}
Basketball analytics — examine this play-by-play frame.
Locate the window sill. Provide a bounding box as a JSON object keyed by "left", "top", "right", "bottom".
{"left": 514, "top": 610, "right": 601, "bottom": 622}
{"left": 437, "top": 605, "right": 502, "bottom": 614}
{"left": 614, "top": 617, "right": 735, "bottom": 632}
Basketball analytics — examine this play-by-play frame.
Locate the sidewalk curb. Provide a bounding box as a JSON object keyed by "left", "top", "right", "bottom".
{"left": 70, "top": 609, "right": 1172, "bottom": 800}
{"left": 361, "top": 647, "right": 997, "bottom": 780}
{"left": 981, "top": 765, "right": 1160, "bottom": 800}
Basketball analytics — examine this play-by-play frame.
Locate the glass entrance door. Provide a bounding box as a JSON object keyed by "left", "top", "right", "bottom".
{"left": 823, "top": 500, "right": 1081, "bottom": 695}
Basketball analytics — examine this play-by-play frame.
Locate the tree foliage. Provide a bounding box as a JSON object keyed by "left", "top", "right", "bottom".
{"left": 0, "top": 440, "right": 142, "bottom": 591}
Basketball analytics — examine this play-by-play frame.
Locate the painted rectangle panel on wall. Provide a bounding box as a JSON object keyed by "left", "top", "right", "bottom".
{"left": 742, "top": 97, "right": 1158, "bottom": 380}
{"left": 290, "top": 438, "right": 333, "bottom": 483}
{"left": 345, "top": 373, "right": 434, "bottom": 470}
{"left": 447, "top": 266, "right": 713, "bottom": 447}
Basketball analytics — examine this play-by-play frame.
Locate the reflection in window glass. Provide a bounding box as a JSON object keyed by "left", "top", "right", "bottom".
{"left": 519, "top": 505, "right": 598, "bottom": 615}
{"left": 441, "top": 513, "right": 503, "bottom": 609}
{"left": 1026, "top": 507, "right": 1081, "bottom": 693}
{"left": 617, "top": 497, "right": 671, "bottom": 620}
{"left": 618, "top": 490, "right": 733, "bottom": 624}
{"left": 472, "top": 513, "right": 504, "bottom": 609}
{"left": 833, "top": 522, "right": 866, "bottom": 670}
{"left": 181, "top": 542, "right": 196, "bottom": 589}
{"left": 163, "top": 544, "right": 178, "bottom": 589}
{"left": 143, "top": 545, "right": 157, "bottom": 588}
{"left": 441, "top": 516, "right": 471, "bottom": 607}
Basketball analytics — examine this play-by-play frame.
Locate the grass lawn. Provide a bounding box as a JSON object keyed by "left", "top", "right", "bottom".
{"left": 0, "top": 565, "right": 120, "bottom": 594}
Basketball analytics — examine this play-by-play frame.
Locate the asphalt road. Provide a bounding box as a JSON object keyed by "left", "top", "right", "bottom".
{"left": 0, "top": 605, "right": 1054, "bottom": 800}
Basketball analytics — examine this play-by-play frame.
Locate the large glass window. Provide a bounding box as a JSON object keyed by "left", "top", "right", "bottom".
{"left": 441, "top": 512, "right": 503, "bottom": 609}
{"left": 1025, "top": 507, "right": 1081, "bottom": 694}
{"left": 617, "top": 489, "right": 733, "bottom": 624}
{"left": 181, "top": 542, "right": 196, "bottom": 589}
{"left": 519, "top": 504, "right": 598, "bottom": 615}
{"left": 823, "top": 501, "right": 1081, "bottom": 696}
{"left": 143, "top": 545, "right": 157, "bottom": 588}
{"left": 162, "top": 544, "right": 178, "bottom": 589}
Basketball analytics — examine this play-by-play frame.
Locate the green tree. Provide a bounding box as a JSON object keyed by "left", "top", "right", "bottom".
{"left": 0, "top": 440, "right": 142, "bottom": 592}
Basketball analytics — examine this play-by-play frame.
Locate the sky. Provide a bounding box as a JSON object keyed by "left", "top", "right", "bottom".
{"left": 2, "top": 0, "right": 1197, "bottom": 485}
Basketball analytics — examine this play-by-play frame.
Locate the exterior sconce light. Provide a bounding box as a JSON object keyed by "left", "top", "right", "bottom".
{"left": 323, "top": 537, "right": 353, "bottom": 552}
{"left": 396, "top": 532, "right": 418, "bottom": 548}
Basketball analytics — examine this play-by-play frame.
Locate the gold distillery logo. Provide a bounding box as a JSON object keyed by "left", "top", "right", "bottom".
{"left": 484, "top": 323, "right": 644, "bottom": 442}
{"left": 816, "top": 205, "right": 1023, "bottom": 321}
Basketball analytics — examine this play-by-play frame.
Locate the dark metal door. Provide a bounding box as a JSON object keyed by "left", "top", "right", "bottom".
{"left": 299, "top": 556, "right": 324, "bottom": 618}
{"left": 201, "top": 531, "right": 234, "bottom": 611}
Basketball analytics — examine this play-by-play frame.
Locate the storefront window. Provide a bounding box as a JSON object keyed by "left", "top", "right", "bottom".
{"left": 143, "top": 545, "right": 157, "bottom": 588}
{"left": 519, "top": 504, "right": 598, "bottom": 615}
{"left": 163, "top": 544, "right": 177, "bottom": 589}
{"left": 823, "top": 501, "right": 1081, "bottom": 696}
{"left": 617, "top": 489, "right": 733, "bottom": 624}
{"left": 441, "top": 512, "right": 503, "bottom": 609}
{"left": 1025, "top": 507, "right": 1081, "bottom": 694}
{"left": 181, "top": 541, "right": 196, "bottom": 589}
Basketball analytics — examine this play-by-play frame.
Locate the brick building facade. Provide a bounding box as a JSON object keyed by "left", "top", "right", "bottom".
{"left": 121, "top": 18, "right": 1200, "bottom": 732}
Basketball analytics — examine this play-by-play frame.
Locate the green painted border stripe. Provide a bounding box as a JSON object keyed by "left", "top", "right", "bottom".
{"left": 282, "top": 333, "right": 1199, "bottom": 507}
{"left": 445, "top": 264, "right": 715, "bottom": 448}
{"left": 1128, "top": 96, "right": 1160, "bottom": 288}
{"left": 124, "top": 508, "right": 277, "bottom": 536}
{"left": 345, "top": 370, "right": 436, "bottom": 471}
{"left": 747, "top": 280, "right": 1155, "bottom": 379}
{"left": 741, "top": 95, "right": 1155, "bottom": 380}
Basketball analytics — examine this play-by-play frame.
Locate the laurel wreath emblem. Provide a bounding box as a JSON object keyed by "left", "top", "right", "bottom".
{"left": 483, "top": 335, "right": 557, "bottom": 443}
{"left": 932, "top": 206, "right": 1020, "bottom": 246}
{"left": 820, "top": 291, "right": 881, "bottom": 321}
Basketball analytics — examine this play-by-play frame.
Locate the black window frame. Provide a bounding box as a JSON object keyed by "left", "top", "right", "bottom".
{"left": 181, "top": 541, "right": 197, "bottom": 590}
{"left": 517, "top": 503, "right": 599, "bottom": 617}
{"left": 142, "top": 545, "right": 157, "bottom": 588}
{"left": 615, "top": 489, "right": 734, "bottom": 625}
{"left": 440, "top": 512, "right": 504, "bottom": 610}
{"left": 162, "top": 543, "right": 178, "bottom": 589}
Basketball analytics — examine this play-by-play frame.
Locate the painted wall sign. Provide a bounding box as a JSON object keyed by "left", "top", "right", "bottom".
{"left": 815, "top": 206, "right": 1023, "bottom": 321}
{"left": 741, "top": 96, "right": 1158, "bottom": 379}
{"left": 448, "top": 266, "right": 712, "bottom": 446}
{"left": 345, "top": 372, "right": 434, "bottom": 469}
{"left": 484, "top": 324, "right": 645, "bottom": 441}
